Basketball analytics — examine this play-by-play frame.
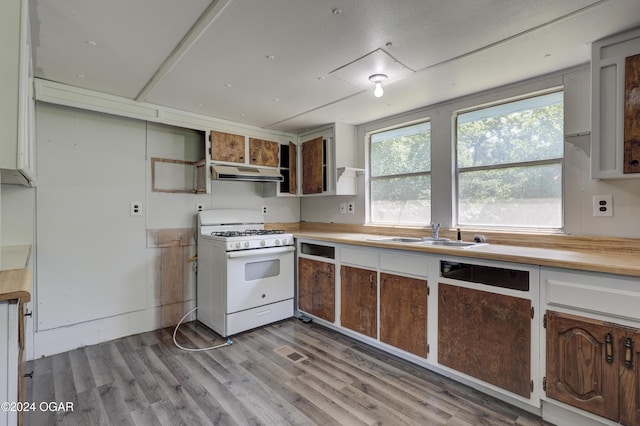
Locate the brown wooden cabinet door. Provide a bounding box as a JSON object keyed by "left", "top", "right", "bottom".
{"left": 624, "top": 53, "right": 640, "bottom": 174}
{"left": 620, "top": 329, "right": 640, "bottom": 426}
{"left": 210, "top": 131, "right": 245, "bottom": 163}
{"left": 438, "top": 284, "right": 531, "bottom": 397}
{"left": 302, "top": 136, "right": 324, "bottom": 194}
{"left": 288, "top": 142, "right": 297, "bottom": 195}
{"left": 380, "top": 273, "right": 427, "bottom": 357}
{"left": 546, "top": 311, "right": 619, "bottom": 422}
{"left": 340, "top": 266, "right": 377, "bottom": 338}
{"left": 298, "top": 257, "right": 335, "bottom": 322}
{"left": 249, "top": 138, "right": 279, "bottom": 167}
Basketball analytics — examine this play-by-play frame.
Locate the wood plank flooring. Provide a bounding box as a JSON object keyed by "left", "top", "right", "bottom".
{"left": 26, "top": 318, "right": 550, "bottom": 425}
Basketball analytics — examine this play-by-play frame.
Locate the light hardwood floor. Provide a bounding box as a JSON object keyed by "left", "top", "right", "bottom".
{"left": 26, "top": 318, "right": 550, "bottom": 425}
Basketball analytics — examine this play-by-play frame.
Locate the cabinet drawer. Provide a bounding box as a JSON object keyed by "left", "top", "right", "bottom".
{"left": 380, "top": 252, "right": 428, "bottom": 277}
{"left": 543, "top": 268, "right": 640, "bottom": 320}
{"left": 340, "top": 247, "right": 377, "bottom": 269}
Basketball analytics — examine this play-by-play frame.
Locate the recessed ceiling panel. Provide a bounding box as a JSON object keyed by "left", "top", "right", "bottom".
{"left": 330, "top": 49, "right": 414, "bottom": 90}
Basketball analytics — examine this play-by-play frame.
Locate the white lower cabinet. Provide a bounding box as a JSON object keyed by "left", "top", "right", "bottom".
{"left": 0, "top": 301, "right": 20, "bottom": 426}
{"left": 297, "top": 240, "right": 542, "bottom": 412}
{"left": 541, "top": 267, "right": 640, "bottom": 426}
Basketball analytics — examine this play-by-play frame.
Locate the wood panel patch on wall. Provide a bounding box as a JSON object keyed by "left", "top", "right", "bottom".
{"left": 147, "top": 228, "right": 196, "bottom": 327}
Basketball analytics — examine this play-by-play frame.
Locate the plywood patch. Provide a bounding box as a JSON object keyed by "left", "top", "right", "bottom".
{"left": 273, "top": 345, "right": 308, "bottom": 363}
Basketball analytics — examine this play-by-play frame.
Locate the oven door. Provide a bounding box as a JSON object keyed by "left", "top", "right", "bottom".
{"left": 225, "top": 246, "right": 295, "bottom": 313}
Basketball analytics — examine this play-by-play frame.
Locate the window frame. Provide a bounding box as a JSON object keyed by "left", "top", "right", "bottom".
{"left": 453, "top": 89, "right": 565, "bottom": 231}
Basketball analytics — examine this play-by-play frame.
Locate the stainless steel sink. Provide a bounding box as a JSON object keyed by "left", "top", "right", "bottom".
{"left": 367, "top": 236, "right": 423, "bottom": 243}
{"left": 422, "top": 240, "right": 488, "bottom": 248}
{"left": 367, "top": 236, "right": 486, "bottom": 248}
{"left": 430, "top": 240, "right": 478, "bottom": 247}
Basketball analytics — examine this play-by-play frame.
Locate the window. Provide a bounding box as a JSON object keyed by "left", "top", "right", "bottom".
{"left": 455, "top": 91, "right": 564, "bottom": 229}
{"left": 369, "top": 121, "right": 431, "bottom": 225}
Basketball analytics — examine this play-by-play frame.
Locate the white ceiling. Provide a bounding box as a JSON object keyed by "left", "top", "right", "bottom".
{"left": 29, "top": 0, "right": 640, "bottom": 134}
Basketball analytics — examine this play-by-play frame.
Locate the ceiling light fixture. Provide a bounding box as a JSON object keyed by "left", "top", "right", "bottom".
{"left": 369, "top": 74, "right": 388, "bottom": 98}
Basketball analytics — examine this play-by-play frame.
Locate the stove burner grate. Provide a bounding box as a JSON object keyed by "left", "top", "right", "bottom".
{"left": 211, "top": 229, "right": 285, "bottom": 237}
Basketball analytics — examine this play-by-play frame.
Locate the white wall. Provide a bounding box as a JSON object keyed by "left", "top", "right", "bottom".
{"left": 301, "top": 66, "right": 640, "bottom": 238}
{"left": 20, "top": 103, "right": 300, "bottom": 357}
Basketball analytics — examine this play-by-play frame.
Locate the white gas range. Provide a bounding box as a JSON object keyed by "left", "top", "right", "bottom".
{"left": 196, "top": 209, "right": 295, "bottom": 337}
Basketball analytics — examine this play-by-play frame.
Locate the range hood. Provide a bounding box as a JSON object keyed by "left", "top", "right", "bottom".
{"left": 211, "top": 164, "right": 284, "bottom": 182}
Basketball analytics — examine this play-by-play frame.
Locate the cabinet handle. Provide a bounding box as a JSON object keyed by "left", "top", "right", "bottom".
{"left": 624, "top": 337, "right": 634, "bottom": 369}
{"left": 605, "top": 333, "right": 614, "bottom": 364}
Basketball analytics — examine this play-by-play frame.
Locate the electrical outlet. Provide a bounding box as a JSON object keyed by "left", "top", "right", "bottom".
{"left": 340, "top": 202, "right": 347, "bottom": 214}
{"left": 593, "top": 195, "right": 613, "bottom": 217}
{"left": 130, "top": 201, "right": 143, "bottom": 216}
{"left": 195, "top": 203, "right": 204, "bottom": 214}
{"left": 262, "top": 205, "right": 268, "bottom": 215}
{"left": 347, "top": 201, "right": 355, "bottom": 214}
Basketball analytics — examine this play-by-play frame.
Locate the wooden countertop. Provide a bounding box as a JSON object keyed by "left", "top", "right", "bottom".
{"left": 0, "top": 245, "right": 33, "bottom": 303}
{"left": 294, "top": 231, "right": 640, "bottom": 278}
{"left": 0, "top": 268, "right": 32, "bottom": 303}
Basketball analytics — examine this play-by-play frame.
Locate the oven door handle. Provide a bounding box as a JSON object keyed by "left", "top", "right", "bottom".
{"left": 227, "top": 246, "right": 295, "bottom": 259}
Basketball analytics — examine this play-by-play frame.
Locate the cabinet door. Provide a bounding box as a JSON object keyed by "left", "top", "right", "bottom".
{"left": 380, "top": 273, "right": 427, "bottom": 357}
{"left": 438, "top": 284, "right": 531, "bottom": 397}
{"left": 249, "top": 138, "right": 279, "bottom": 167}
{"left": 210, "top": 131, "right": 245, "bottom": 163}
{"left": 288, "top": 142, "right": 297, "bottom": 195}
{"left": 302, "top": 136, "right": 324, "bottom": 194}
{"left": 624, "top": 54, "right": 640, "bottom": 174}
{"left": 546, "top": 311, "right": 619, "bottom": 421}
{"left": 298, "top": 258, "right": 334, "bottom": 322}
{"left": 340, "top": 266, "right": 377, "bottom": 338}
{"left": 620, "top": 329, "right": 640, "bottom": 426}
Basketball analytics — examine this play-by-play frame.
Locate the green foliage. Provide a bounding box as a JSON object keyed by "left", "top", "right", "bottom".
{"left": 371, "top": 132, "right": 430, "bottom": 177}
{"left": 457, "top": 102, "right": 563, "bottom": 168}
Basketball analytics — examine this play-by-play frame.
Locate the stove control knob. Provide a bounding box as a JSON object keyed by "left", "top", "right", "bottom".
{"left": 281, "top": 238, "right": 288, "bottom": 245}
{"left": 235, "top": 242, "right": 241, "bottom": 249}
{"left": 260, "top": 240, "right": 266, "bottom": 246}
{"left": 244, "top": 241, "right": 250, "bottom": 248}
{"left": 275, "top": 239, "right": 280, "bottom": 245}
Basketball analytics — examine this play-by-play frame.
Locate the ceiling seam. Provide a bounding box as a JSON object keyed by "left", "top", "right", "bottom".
{"left": 413, "top": 0, "right": 610, "bottom": 73}
{"left": 135, "top": 0, "right": 234, "bottom": 102}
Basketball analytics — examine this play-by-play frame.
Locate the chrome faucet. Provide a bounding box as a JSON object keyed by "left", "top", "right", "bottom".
{"left": 431, "top": 223, "right": 441, "bottom": 239}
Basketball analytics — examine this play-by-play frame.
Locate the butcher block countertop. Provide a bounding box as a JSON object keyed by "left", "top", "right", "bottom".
{"left": 292, "top": 226, "right": 640, "bottom": 278}
{"left": 0, "top": 245, "right": 32, "bottom": 303}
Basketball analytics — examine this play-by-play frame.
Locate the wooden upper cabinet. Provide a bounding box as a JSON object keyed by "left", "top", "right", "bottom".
{"left": 302, "top": 136, "right": 324, "bottom": 194}
{"left": 298, "top": 257, "right": 335, "bottom": 322}
{"left": 340, "top": 265, "right": 377, "bottom": 339}
{"left": 546, "top": 311, "right": 619, "bottom": 422}
{"left": 210, "top": 130, "right": 245, "bottom": 163}
{"left": 438, "top": 284, "right": 531, "bottom": 398}
{"left": 249, "top": 138, "right": 279, "bottom": 167}
{"left": 380, "top": 273, "right": 428, "bottom": 357}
